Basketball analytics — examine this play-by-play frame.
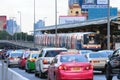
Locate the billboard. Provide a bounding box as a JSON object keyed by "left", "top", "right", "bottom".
{"left": 82, "top": 0, "right": 108, "bottom": 8}
{"left": 0, "top": 16, "right": 6, "bottom": 31}
{"left": 59, "top": 16, "right": 87, "bottom": 24}
{"left": 69, "top": 0, "right": 108, "bottom": 9}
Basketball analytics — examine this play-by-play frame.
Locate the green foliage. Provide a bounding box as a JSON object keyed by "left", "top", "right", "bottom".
{"left": 0, "top": 30, "right": 11, "bottom": 40}
{"left": 0, "top": 30, "right": 34, "bottom": 41}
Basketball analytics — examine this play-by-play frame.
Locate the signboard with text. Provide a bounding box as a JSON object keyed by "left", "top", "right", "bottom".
{"left": 59, "top": 16, "right": 87, "bottom": 24}
{"left": 82, "top": 0, "right": 108, "bottom": 9}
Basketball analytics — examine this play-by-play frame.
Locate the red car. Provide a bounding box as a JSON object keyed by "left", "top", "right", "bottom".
{"left": 18, "top": 50, "right": 30, "bottom": 69}
{"left": 48, "top": 52, "right": 93, "bottom": 80}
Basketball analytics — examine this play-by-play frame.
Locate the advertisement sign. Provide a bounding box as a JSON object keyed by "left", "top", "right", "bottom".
{"left": 82, "top": 0, "right": 108, "bottom": 9}
{"left": 59, "top": 16, "right": 87, "bottom": 24}
{"left": 97, "top": 0, "right": 108, "bottom": 4}
{"left": 0, "top": 16, "right": 6, "bottom": 31}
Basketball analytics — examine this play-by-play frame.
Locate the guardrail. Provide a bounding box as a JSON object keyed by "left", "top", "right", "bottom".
{"left": 0, "top": 60, "right": 29, "bottom": 80}
{"left": 0, "top": 40, "right": 42, "bottom": 49}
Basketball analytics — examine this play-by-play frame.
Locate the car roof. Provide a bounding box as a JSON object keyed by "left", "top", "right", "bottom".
{"left": 42, "top": 47, "right": 67, "bottom": 51}
{"left": 60, "top": 51, "right": 79, "bottom": 55}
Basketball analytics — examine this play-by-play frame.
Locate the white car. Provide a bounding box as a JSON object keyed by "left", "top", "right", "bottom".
{"left": 86, "top": 52, "right": 108, "bottom": 73}
{"left": 35, "top": 47, "right": 67, "bottom": 78}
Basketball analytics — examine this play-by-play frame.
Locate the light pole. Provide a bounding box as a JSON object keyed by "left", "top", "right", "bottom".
{"left": 18, "top": 11, "right": 22, "bottom": 41}
{"left": 43, "top": 17, "right": 47, "bottom": 26}
{"left": 55, "top": 0, "right": 57, "bottom": 47}
{"left": 107, "top": 0, "right": 110, "bottom": 50}
{"left": 33, "top": 0, "right": 36, "bottom": 47}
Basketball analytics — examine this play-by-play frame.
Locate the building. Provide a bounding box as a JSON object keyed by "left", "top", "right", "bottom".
{"left": 34, "top": 20, "right": 45, "bottom": 34}
{"left": 34, "top": 20, "right": 45, "bottom": 30}
{"left": 6, "top": 19, "right": 20, "bottom": 35}
{"left": 88, "top": 8, "right": 118, "bottom": 20}
{"left": 0, "top": 16, "right": 7, "bottom": 31}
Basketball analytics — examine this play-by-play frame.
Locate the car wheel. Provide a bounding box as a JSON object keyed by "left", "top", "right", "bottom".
{"left": 35, "top": 70, "right": 39, "bottom": 77}
{"left": 105, "top": 65, "right": 113, "bottom": 80}
{"left": 47, "top": 73, "right": 51, "bottom": 80}
{"left": 25, "top": 64, "right": 29, "bottom": 72}
{"left": 39, "top": 69, "right": 45, "bottom": 78}
{"left": 101, "top": 69, "right": 105, "bottom": 74}
{"left": 8, "top": 64, "right": 11, "bottom": 68}
{"left": 54, "top": 74, "right": 57, "bottom": 80}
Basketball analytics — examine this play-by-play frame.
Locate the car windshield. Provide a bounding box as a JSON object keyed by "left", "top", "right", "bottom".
{"left": 79, "top": 50, "right": 92, "bottom": 54}
{"left": 60, "top": 55, "right": 88, "bottom": 62}
{"left": 10, "top": 53, "right": 22, "bottom": 57}
{"left": 45, "top": 50, "right": 67, "bottom": 57}
{"left": 23, "top": 53, "right": 30, "bottom": 58}
{"left": 31, "top": 53, "right": 39, "bottom": 58}
{"left": 89, "top": 52, "right": 108, "bottom": 58}
{"left": 98, "top": 50, "right": 114, "bottom": 56}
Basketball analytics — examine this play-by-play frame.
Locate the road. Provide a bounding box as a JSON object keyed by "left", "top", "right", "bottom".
{"left": 11, "top": 68, "right": 118, "bottom": 80}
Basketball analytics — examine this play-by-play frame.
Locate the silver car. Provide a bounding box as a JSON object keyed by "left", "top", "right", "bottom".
{"left": 6, "top": 50, "right": 23, "bottom": 67}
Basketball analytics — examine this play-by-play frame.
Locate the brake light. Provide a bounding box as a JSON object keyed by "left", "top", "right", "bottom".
{"left": 58, "top": 65, "right": 67, "bottom": 70}
{"left": 85, "top": 65, "right": 93, "bottom": 70}
{"left": 9, "top": 57, "right": 14, "bottom": 60}
{"left": 43, "top": 59, "right": 49, "bottom": 64}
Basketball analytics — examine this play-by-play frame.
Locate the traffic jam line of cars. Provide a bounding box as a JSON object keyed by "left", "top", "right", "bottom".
{"left": 2, "top": 47, "right": 119, "bottom": 80}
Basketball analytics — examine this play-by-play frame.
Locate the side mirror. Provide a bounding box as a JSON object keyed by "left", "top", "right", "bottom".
{"left": 108, "top": 54, "right": 112, "bottom": 59}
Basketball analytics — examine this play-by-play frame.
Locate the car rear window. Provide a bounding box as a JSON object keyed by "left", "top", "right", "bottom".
{"left": 45, "top": 50, "right": 67, "bottom": 57}
{"left": 10, "top": 53, "right": 22, "bottom": 57}
{"left": 60, "top": 55, "right": 88, "bottom": 62}
{"left": 32, "top": 53, "right": 39, "bottom": 58}
{"left": 89, "top": 53, "right": 108, "bottom": 58}
{"left": 23, "top": 53, "right": 30, "bottom": 58}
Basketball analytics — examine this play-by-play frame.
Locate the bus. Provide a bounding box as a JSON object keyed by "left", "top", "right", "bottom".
{"left": 35, "top": 32, "right": 101, "bottom": 50}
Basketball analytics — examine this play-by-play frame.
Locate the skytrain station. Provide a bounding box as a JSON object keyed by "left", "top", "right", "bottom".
{"left": 35, "top": 0, "right": 120, "bottom": 50}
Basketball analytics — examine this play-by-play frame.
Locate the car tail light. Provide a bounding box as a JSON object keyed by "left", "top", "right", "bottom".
{"left": 58, "top": 65, "right": 67, "bottom": 70}
{"left": 30, "top": 59, "right": 36, "bottom": 62}
{"left": 9, "top": 57, "right": 14, "bottom": 60}
{"left": 43, "top": 59, "right": 49, "bottom": 64}
{"left": 85, "top": 65, "right": 93, "bottom": 70}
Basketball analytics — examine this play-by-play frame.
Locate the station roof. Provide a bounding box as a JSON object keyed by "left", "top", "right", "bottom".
{"left": 35, "top": 16, "right": 119, "bottom": 32}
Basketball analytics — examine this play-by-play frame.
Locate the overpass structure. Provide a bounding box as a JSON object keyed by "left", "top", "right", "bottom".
{"left": 35, "top": 16, "right": 119, "bottom": 33}
{"left": 0, "top": 40, "right": 40, "bottom": 49}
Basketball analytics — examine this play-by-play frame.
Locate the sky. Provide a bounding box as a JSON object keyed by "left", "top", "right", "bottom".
{"left": 0, "top": 0, "right": 119, "bottom": 33}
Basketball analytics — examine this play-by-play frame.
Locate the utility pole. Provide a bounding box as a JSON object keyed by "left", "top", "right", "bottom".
{"left": 18, "top": 11, "right": 22, "bottom": 41}
{"left": 107, "top": 0, "right": 110, "bottom": 50}
{"left": 33, "top": 0, "right": 36, "bottom": 47}
{"left": 55, "top": 0, "right": 58, "bottom": 47}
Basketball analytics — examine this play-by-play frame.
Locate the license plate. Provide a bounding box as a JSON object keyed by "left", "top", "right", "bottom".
{"left": 72, "top": 67, "right": 80, "bottom": 71}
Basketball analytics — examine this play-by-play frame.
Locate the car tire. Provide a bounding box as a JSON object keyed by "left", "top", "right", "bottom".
{"left": 47, "top": 73, "right": 51, "bottom": 80}
{"left": 54, "top": 74, "right": 57, "bottom": 80}
{"left": 35, "top": 70, "right": 39, "bottom": 77}
{"left": 39, "top": 69, "right": 45, "bottom": 78}
{"left": 105, "top": 65, "right": 113, "bottom": 80}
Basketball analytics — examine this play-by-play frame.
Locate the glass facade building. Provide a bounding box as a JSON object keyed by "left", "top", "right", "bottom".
{"left": 6, "top": 19, "right": 20, "bottom": 35}
{"left": 88, "top": 8, "right": 118, "bottom": 20}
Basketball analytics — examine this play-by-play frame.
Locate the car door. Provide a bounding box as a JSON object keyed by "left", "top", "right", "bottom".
{"left": 109, "top": 49, "right": 120, "bottom": 68}
{"left": 35, "top": 50, "right": 43, "bottom": 71}
{"left": 49, "top": 57, "right": 58, "bottom": 80}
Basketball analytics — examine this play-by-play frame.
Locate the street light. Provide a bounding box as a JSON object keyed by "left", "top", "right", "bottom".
{"left": 107, "top": 0, "right": 110, "bottom": 50}
{"left": 43, "top": 17, "right": 47, "bottom": 26}
{"left": 17, "top": 11, "right": 22, "bottom": 41}
{"left": 55, "top": 0, "right": 57, "bottom": 47}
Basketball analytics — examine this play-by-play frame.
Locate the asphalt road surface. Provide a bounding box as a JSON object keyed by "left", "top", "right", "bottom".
{"left": 11, "top": 68, "right": 118, "bottom": 80}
